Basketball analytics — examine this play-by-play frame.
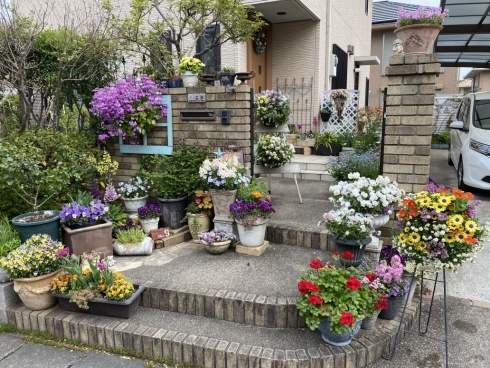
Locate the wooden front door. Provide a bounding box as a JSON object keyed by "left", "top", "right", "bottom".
{"left": 247, "top": 24, "right": 272, "bottom": 93}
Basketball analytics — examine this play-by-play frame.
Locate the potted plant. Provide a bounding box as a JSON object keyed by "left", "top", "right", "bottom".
{"left": 296, "top": 254, "right": 380, "bottom": 346}
{"left": 294, "top": 121, "right": 316, "bottom": 148}
{"left": 230, "top": 178, "right": 275, "bottom": 247}
{"left": 179, "top": 57, "right": 205, "bottom": 87}
{"left": 137, "top": 203, "right": 161, "bottom": 233}
{"left": 256, "top": 134, "right": 294, "bottom": 168}
{"left": 141, "top": 145, "right": 209, "bottom": 229}
{"left": 395, "top": 6, "right": 449, "bottom": 54}
{"left": 376, "top": 255, "right": 410, "bottom": 320}
{"left": 90, "top": 75, "right": 167, "bottom": 144}
{"left": 118, "top": 176, "right": 150, "bottom": 217}
{"left": 314, "top": 131, "right": 341, "bottom": 156}
{"left": 198, "top": 229, "right": 237, "bottom": 255}
{"left": 320, "top": 103, "right": 332, "bottom": 123}
{"left": 0, "top": 215, "right": 21, "bottom": 282}
{"left": 0, "top": 234, "right": 68, "bottom": 310}
{"left": 220, "top": 65, "right": 236, "bottom": 86}
{"left": 330, "top": 89, "right": 349, "bottom": 120}
{"left": 182, "top": 190, "right": 213, "bottom": 240}
{"left": 328, "top": 151, "right": 380, "bottom": 181}
{"left": 199, "top": 154, "right": 249, "bottom": 223}
{"left": 338, "top": 131, "right": 356, "bottom": 154}
{"left": 360, "top": 274, "right": 389, "bottom": 330}
{"left": 0, "top": 129, "right": 97, "bottom": 242}
{"left": 254, "top": 90, "right": 292, "bottom": 127}
{"left": 319, "top": 207, "right": 373, "bottom": 267}
{"left": 113, "top": 227, "right": 153, "bottom": 256}
{"left": 51, "top": 254, "right": 144, "bottom": 318}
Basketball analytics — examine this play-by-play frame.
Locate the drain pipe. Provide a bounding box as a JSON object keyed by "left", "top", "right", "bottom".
{"left": 325, "top": 0, "right": 332, "bottom": 91}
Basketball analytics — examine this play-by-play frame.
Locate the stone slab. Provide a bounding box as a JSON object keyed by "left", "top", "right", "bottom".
{"left": 162, "top": 229, "right": 192, "bottom": 248}
{"left": 0, "top": 282, "right": 20, "bottom": 323}
{"left": 235, "top": 241, "right": 270, "bottom": 256}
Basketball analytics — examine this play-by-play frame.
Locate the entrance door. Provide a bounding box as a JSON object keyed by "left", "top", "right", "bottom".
{"left": 247, "top": 24, "right": 272, "bottom": 93}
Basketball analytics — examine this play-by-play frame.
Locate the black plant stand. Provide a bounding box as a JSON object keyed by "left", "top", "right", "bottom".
{"left": 382, "top": 267, "right": 449, "bottom": 367}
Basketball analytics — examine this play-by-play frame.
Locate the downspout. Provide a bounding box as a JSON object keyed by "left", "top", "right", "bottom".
{"left": 325, "top": 0, "right": 332, "bottom": 90}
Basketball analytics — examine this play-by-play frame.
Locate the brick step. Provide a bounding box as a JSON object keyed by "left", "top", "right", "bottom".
{"left": 7, "top": 300, "right": 419, "bottom": 368}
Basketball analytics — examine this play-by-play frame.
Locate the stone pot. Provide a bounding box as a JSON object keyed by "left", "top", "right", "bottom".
{"left": 361, "top": 311, "right": 379, "bottom": 330}
{"left": 12, "top": 211, "right": 60, "bottom": 243}
{"left": 318, "top": 318, "right": 362, "bottom": 346}
{"left": 371, "top": 214, "right": 390, "bottom": 229}
{"left": 329, "top": 235, "right": 371, "bottom": 267}
{"left": 394, "top": 24, "right": 443, "bottom": 54}
{"left": 296, "top": 138, "right": 315, "bottom": 148}
{"left": 122, "top": 196, "right": 148, "bottom": 218}
{"left": 379, "top": 296, "right": 405, "bottom": 320}
{"left": 187, "top": 213, "right": 211, "bottom": 240}
{"left": 236, "top": 218, "right": 268, "bottom": 247}
{"left": 113, "top": 237, "right": 153, "bottom": 256}
{"left": 140, "top": 218, "right": 160, "bottom": 234}
{"left": 13, "top": 269, "right": 63, "bottom": 310}
{"left": 62, "top": 219, "right": 113, "bottom": 257}
{"left": 209, "top": 189, "right": 237, "bottom": 223}
{"left": 182, "top": 71, "right": 199, "bottom": 87}
{"left": 204, "top": 240, "right": 231, "bottom": 255}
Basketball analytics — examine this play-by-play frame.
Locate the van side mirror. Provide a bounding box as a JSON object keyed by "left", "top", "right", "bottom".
{"left": 449, "top": 121, "right": 465, "bottom": 131}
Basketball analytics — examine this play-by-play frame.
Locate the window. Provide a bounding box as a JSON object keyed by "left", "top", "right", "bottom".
{"left": 196, "top": 25, "right": 221, "bottom": 74}
{"left": 332, "top": 44, "right": 348, "bottom": 89}
{"left": 381, "top": 31, "right": 397, "bottom": 76}
{"left": 151, "top": 30, "right": 172, "bottom": 76}
{"left": 461, "top": 99, "right": 471, "bottom": 130}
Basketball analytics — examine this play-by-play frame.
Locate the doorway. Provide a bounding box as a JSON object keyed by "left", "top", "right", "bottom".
{"left": 247, "top": 24, "right": 272, "bottom": 93}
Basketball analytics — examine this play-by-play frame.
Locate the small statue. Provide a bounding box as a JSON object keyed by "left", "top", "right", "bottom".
{"left": 393, "top": 39, "right": 404, "bottom": 55}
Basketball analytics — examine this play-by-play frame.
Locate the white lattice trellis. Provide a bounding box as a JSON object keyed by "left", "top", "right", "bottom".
{"left": 320, "top": 89, "right": 359, "bottom": 134}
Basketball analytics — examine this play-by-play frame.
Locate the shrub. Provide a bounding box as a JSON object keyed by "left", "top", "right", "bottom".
{"left": 0, "top": 215, "right": 21, "bottom": 258}
{"left": 328, "top": 151, "right": 380, "bottom": 181}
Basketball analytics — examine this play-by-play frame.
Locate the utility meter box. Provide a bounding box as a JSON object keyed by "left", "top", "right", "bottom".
{"left": 329, "top": 55, "right": 338, "bottom": 77}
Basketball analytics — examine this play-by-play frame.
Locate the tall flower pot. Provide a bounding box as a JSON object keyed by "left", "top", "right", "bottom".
{"left": 182, "top": 71, "right": 199, "bottom": 87}
{"left": 204, "top": 240, "right": 231, "bottom": 255}
{"left": 394, "top": 24, "right": 443, "bottom": 55}
{"left": 188, "top": 213, "right": 211, "bottom": 240}
{"left": 140, "top": 218, "right": 159, "bottom": 234}
{"left": 361, "top": 311, "right": 379, "bottom": 330}
{"left": 236, "top": 218, "right": 268, "bottom": 247}
{"left": 13, "top": 269, "right": 63, "bottom": 310}
{"left": 378, "top": 296, "right": 405, "bottom": 320}
{"left": 209, "top": 189, "right": 237, "bottom": 222}
{"left": 157, "top": 196, "right": 188, "bottom": 229}
{"left": 330, "top": 235, "right": 371, "bottom": 267}
{"left": 318, "top": 318, "right": 362, "bottom": 346}
{"left": 62, "top": 219, "right": 113, "bottom": 257}
{"left": 122, "top": 196, "right": 148, "bottom": 218}
{"left": 12, "top": 211, "right": 60, "bottom": 243}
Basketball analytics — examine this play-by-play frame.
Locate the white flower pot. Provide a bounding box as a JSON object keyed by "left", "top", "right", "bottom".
{"left": 113, "top": 237, "right": 153, "bottom": 256}
{"left": 140, "top": 218, "right": 160, "bottom": 233}
{"left": 236, "top": 218, "right": 268, "bottom": 247}
{"left": 123, "top": 196, "right": 148, "bottom": 217}
{"left": 371, "top": 214, "right": 389, "bottom": 229}
{"left": 182, "top": 71, "right": 199, "bottom": 87}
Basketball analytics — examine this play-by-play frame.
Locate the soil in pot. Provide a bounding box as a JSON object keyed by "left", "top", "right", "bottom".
{"left": 12, "top": 211, "right": 60, "bottom": 242}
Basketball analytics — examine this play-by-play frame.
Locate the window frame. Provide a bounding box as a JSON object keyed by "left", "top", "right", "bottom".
{"left": 196, "top": 24, "right": 221, "bottom": 74}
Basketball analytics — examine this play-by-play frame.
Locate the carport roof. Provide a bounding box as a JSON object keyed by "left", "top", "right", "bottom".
{"left": 436, "top": 0, "right": 490, "bottom": 67}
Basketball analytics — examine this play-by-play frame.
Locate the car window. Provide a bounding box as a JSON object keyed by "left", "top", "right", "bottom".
{"left": 461, "top": 100, "right": 470, "bottom": 129}
{"left": 473, "top": 99, "right": 490, "bottom": 130}
{"left": 456, "top": 101, "right": 464, "bottom": 121}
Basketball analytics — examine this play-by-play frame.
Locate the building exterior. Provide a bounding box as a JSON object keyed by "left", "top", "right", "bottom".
{"left": 463, "top": 68, "right": 490, "bottom": 93}
{"left": 369, "top": 1, "right": 459, "bottom": 107}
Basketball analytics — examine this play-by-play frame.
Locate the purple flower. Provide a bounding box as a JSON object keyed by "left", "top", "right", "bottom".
{"left": 103, "top": 184, "right": 118, "bottom": 202}
{"left": 138, "top": 203, "right": 161, "bottom": 220}
{"left": 97, "top": 262, "right": 107, "bottom": 270}
{"left": 55, "top": 247, "right": 70, "bottom": 258}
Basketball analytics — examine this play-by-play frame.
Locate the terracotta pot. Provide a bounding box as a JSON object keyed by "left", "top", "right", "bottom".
{"left": 62, "top": 219, "right": 113, "bottom": 257}
{"left": 394, "top": 24, "right": 443, "bottom": 54}
{"left": 209, "top": 189, "right": 237, "bottom": 223}
{"left": 13, "top": 269, "right": 63, "bottom": 310}
{"left": 187, "top": 213, "right": 211, "bottom": 240}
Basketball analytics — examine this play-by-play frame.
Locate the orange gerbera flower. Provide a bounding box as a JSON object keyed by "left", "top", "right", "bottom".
{"left": 453, "top": 188, "right": 474, "bottom": 199}
{"left": 440, "top": 188, "right": 451, "bottom": 195}
{"left": 402, "top": 199, "right": 416, "bottom": 207}
{"left": 464, "top": 236, "right": 477, "bottom": 244}
{"left": 397, "top": 208, "right": 407, "bottom": 219}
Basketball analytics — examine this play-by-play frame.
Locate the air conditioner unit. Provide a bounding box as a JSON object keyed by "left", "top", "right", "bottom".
{"left": 329, "top": 55, "right": 338, "bottom": 77}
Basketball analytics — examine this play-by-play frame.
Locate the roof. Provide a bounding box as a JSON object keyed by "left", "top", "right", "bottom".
{"left": 463, "top": 68, "right": 490, "bottom": 79}
{"left": 372, "top": 1, "right": 419, "bottom": 25}
{"left": 458, "top": 79, "right": 472, "bottom": 88}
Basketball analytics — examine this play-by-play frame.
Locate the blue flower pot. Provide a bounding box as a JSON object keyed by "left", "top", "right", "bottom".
{"left": 318, "top": 318, "right": 362, "bottom": 346}
{"left": 329, "top": 235, "right": 371, "bottom": 267}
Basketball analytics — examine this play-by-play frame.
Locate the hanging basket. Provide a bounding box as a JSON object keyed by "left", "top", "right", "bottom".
{"left": 332, "top": 98, "right": 346, "bottom": 119}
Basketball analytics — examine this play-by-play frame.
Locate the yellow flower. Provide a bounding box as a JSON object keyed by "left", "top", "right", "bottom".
{"left": 444, "top": 233, "right": 456, "bottom": 243}
{"left": 448, "top": 214, "right": 464, "bottom": 229}
{"left": 432, "top": 203, "right": 446, "bottom": 213}
{"left": 465, "top": 220, "right": 478, "bottom": 233}
{"left": 408, "top": 232, "right": 421, "bottom": 244}
{"left": 413, "top": 242, "right": 427, "bottom": 252}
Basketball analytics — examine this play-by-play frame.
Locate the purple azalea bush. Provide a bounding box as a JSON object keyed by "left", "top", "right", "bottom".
{"left": 90, "top": 75, "right": 167, "bottom": 143}
{"left": 397, "top": 6, "right": 449, "bottom": 28}
{"left": 229, "top": 197, "right": 275, "bottom": 228}
{"left": 137, "top": 203, "right": 161, "bottom": 220}
{"left": 60, "top": 199, "right": 109, "bottom": 227}
{"left": 376, "top": 255, "right": 409, "bottom": 298}
{"left": 199, "top": 230, "right": 237, "bottom": 245}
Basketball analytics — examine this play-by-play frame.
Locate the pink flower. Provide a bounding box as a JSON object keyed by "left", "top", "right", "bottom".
{"left": 55, "top": 247, "right": 70, "bottom": 258}
{"left": 97, "top": 262, "right": 107, "bottom": 270}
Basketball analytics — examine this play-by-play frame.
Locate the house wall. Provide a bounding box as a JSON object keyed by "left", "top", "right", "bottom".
{"left": 473, "top": 71, "right": 490, "bottom": 92}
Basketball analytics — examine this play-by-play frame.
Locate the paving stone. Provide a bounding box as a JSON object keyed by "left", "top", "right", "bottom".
{"left": 204, "top": 338, "right": 219, "bottom": 368}
{"left": 151, "top": 329, "right": 167, "bottom": 358}
{"left": 183, "top": 334, "right": 197, "bottom": 364}
{"left": 215, "top": 340, "right": 230, "bottom": 368}
{"left": 226, "top": 341, "right": 240, "bottom": 368}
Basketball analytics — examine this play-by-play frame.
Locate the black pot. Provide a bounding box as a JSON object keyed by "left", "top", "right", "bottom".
{"left": 160, "top": 78, "right": 169, "bottom": 89}
{"left": 378, "top": 296, "right": 405, "bottom": 320}
{"left": 320, "top": 111, "right": 332, "bottom": 123}
{"left": 168, "top": 79, "right": 182, "bottom": 88}
{"left": 220, "top": 72, "right": 236, "bottom": 86}
{"left": 330, "top": 235, "right": 371, "bottom": 267}
{"left": 157, "top": 196, "right": 188, "bottom": 229}
{"left": 315, "top": 144, "right": 342, "bottom": 156}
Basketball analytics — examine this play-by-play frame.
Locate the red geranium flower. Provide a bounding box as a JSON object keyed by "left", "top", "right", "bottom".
{"left": 341, "top": 251, "right": 354, "bottom": 260}
{"left": 365, "top": 273, "right": 377, "bottom": 283}
{"left": 333, "top": 251, "right": 339, "bottom": 256}
{"left": 346, "top": 276, "right": 361, "bottom": 290}
{"left": 298, "top": 280, "right": 320, "bottom": 294}
{"left": 375, "top": 294, "right": 389, "bottom": 310}
{"left": 308, "top": 295, "right": 323, "bottom": 305}
{"left": 309, "top": 260, "right": 324, "bottom": 269}
{"left": 339, "top": 311, "right": 355, "bottom": 326}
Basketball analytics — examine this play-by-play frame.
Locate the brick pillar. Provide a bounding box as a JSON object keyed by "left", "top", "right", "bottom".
{"left": 383, "top": 54, "right": 440, "bottom": 194}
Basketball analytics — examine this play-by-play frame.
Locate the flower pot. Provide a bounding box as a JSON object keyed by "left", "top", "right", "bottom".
{"left": 13, "top": 269, "right": 63, "bottom": 310}
{"left": 12, "top": 211, "right": 60, "bottom": 243}
{"left": 113, "top": 237, "right": 153, "bottom": 256}
{"left": 318, "top": 318, "right": 362, "bottom": 346}
{"left": 220, "top": 72, "right": 236, "bottom": 86}
{"left": 371, "top": 214, "right": 390, "bottom": 229}
{"left": 122, "top": 196, "right": 148, "bottom": 218}
{"left": 140, "top": 218, "right": 160, "bottom": 233}
{"left": 394, "top": 24, "right": 443, "bottom": 55}
{"left": 62, "top": 219, "right": 113, "bottom": 257}
{"left": 378, "top": 296, "right": 405, "bottom": 320}
{"left": 296, "top": 138, "right": 315, "bottom": 148}
{"left": 182, "top": 71, "right": 199, "bottom": 87}
{"left": 236, "top": 218, "right": 268, "bottom": 247}
{"left": 332, "top": 98, "right": 346, "bottom": 119}
{"left": 330, "top": 235, "right": 371, "bottom": 267}
{"left": 53, "top": 284, "right": 145, "bottom": 319}
{"left": 402, "top": 271, "right": 417, "bottom": 307}
{"left": 316, "top": 144, "right": 342, "bottom": 156}
{"left": 188, "top": 213, "right": 211, "bottom": 240}
{"left": 157, "top": 196, "right": 188, "bottom": 229}
{"left": 168, "top": 79, "right": 182, "bottom": 88}
{"left": 204, "top": 240, "right": 231, "bottom": 255}
{"left": 209, "top": 189, "right": 237, "bottom": 223}
{"left": 320, "top": 111, "right": 332, "bottom": 123}
{"left": 361, "top": 311, "right": 379, "bottom": 330}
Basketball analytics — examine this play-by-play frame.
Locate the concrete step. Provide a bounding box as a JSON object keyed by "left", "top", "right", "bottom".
{"left": 7, "top": 300, "right": 419, "bottom": 368}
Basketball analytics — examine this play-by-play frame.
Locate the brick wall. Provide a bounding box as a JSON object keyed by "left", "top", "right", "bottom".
{"left": 110, "top": 85, "right": 252, "bottom": 185}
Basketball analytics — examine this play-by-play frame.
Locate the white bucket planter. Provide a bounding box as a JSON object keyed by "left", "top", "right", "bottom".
{"left": 140, "top": 218, "right": 159, "bottom": 233}
{"left": 181, "top": 71, "right": 199, "bottom": 87}
{"left": 113, "top": 237, "right": 153, "bottom": 256}
{"left": 123, "top": 196, "right": 148, "bottom": 217}
{"left": 236, "top": 218, "right": 268, "bottom": 247}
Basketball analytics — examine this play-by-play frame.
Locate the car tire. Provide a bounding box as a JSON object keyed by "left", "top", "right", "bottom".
{"left": 448, "top": 146, "right": 454, "bottom": 166}
{"left": 457, "top": 159, "right": 468, "bottom": 191}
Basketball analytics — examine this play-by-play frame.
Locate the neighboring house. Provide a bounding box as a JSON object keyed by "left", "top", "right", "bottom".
{"left": 458, "top": 79, "right": 473, "bottom": 95}
{"left": 369, "top": 1, "right": 460, "bottom": 107}
{"left": 463, "top": 69, "right": 490, "bottom": 93}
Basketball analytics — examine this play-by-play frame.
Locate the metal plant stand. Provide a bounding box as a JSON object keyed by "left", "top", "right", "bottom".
{"left": 382, "top": 267, "right": 449, "bottom": 367}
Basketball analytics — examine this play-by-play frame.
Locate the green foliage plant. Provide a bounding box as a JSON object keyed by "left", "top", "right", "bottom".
{"left": 221, "top": 65, "right": 235, "bottom": 73}
{"left": 314, "top": 131, "right": 340, "bottom": 150}
{"left": 328, "top": 151, "right": 380, "bottom": 181}
{"left": 115, "top": 227, "right": 146, "bottom": 245}
{"left": 431, "top": 131, "right": 450, "bottom": 144}
{"left": 0, "top": 215, "right": 21, "bottom": 258}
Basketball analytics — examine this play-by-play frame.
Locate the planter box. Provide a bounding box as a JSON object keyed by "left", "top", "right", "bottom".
{"left": 52, "top": 284, "right": 145, "bottom": 319}
{"left": 113, "top": 237, "right": 153, "bottom": 256}
{"left": 62, "top": 219, "right": 113, "bottom": 257}
{"left": 296, "top": 138, "right": 315, "bottom": 147}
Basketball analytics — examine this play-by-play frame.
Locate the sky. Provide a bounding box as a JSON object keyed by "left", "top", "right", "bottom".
{"left": 373, "top": 0, "right": 471, "bottom": 79}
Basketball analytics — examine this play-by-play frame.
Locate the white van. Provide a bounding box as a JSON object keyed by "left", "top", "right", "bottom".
{"left": 449, "top": 92, "right": 490, "bottom": 190}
